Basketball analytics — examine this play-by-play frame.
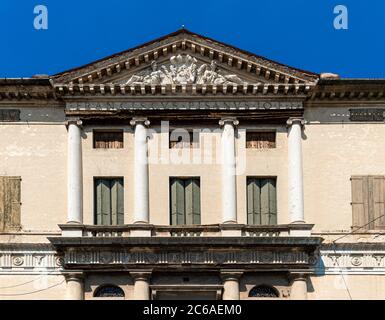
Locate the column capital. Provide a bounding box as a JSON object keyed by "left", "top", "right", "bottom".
{"left": 130, "top": 117, "right": 150, "bottom": 127}
{"left": 220, "top": 270, "right": 243, "bottom": 281}
{"left": 219, "top": 117, "right": 239, "bottom": 127}
{"left": 286, "top": 117, "right": 305, "bottom": 127}
{"left": 64, "top": 272, "right": 84, "bottom": 282}
{"left": 288, "top": 272, "right": 308, "bottom": 281}
{"left": 130, "top": 270, "right": 152, "bottom": 281}
{"left": 65, "top": 119, "right": 83, "bottom": 127}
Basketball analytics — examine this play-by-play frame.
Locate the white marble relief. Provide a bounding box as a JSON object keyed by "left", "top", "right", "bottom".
{"left": 124, "top": 54, "right": 247, "bottom": 86}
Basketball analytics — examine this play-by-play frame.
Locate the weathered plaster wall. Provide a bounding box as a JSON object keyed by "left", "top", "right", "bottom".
{"left": 303, "top": 105, "right": 385, "bottom": 231}
{"left": 0, "top": 274, "right": 66, "bottom": 300}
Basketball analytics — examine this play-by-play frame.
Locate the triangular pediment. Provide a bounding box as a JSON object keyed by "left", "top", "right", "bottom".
{"left": 53, "top": 29, "right": 318, "bottom": 87}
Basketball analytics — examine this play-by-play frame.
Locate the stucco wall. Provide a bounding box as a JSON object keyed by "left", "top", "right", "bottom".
{"left": 1, "top": 104, "right": 385, "bottom": 232}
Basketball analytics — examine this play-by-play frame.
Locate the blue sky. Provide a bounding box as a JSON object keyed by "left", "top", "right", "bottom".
{"left": 1, "top": 0, "right": 384, "bottom": 78}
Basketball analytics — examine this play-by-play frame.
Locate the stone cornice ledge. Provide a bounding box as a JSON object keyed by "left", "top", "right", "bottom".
{"left": 48, "top": 236, "right": 323, "bottom": 249}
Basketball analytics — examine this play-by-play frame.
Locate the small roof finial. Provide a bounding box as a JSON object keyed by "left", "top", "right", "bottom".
{"left": 181, "top": 24, "right": 185, "bottom": 29}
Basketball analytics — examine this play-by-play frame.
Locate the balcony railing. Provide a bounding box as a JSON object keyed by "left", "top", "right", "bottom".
{"left": 59, "top": 223, "right": 314, "bottom": 238}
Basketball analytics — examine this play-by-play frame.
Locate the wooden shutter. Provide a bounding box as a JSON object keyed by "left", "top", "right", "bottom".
{"left": 111, "top": 179, "right": 124, "bottom": 225}
{"left": 170, "top": 178, "right": 186, "bottom": 225}
{"left": 0, "top": 177, "right": 5, "bottom": 231}
{"left": 0, "top": 176, "right": 21, "bottom": 231}
{"left": 247, "top": 178, "right": 276, "bottom": 225}
{"left": 95, "top": 178, "right": 124, "bottom": 226}
{"left": 96, "top": 179, "right": 111, "bottom": 225}
{"left": 246, "top": 132, "right": 276, "bottom": 149}
{"left": 373, "top": 176, "right": 385, "bottom": 229}
{"left": 351, "top": 176, "right": 370, "bottom": 229}
{"left": 267, "top": 179, "right": 277, "bottom": 224}
{"left": 247, "top": 178, "right": 261, "bottom": 225}
{"left": 185, "top": 178, "right": 201, "bottom": 225}
{"left": 94, "top": 131, "right": 123, "bottom": 149}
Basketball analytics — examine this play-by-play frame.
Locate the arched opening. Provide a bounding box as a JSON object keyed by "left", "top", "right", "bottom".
{"left": 248, "top": 285, "right": 279, "bottom": 298}
{"left": 94, "top": 284, "right": 125, "bottom": 298}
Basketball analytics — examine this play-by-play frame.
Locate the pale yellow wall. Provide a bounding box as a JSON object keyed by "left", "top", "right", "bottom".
{"left": 309, "top": 274, "right": 385, "bottom": 300}
{"left": 303, "top": 105, "right": 385, "bottom": 231}
{"left": 82, "top": 126, "right": 135, "bottom": 225}
{"left": 81, "top": 124, "right": 288, "bottom": 225}
{"left": 2, "top": 104, "right": 385, "bottom": 234}
{"left": 0, "top": 274, "right": 66, "bottom": 300}
{"left": 0, "top": 106, "right": 66, "bottom": 235}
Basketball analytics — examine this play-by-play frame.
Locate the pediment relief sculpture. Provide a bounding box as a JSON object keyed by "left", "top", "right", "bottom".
{"left": 124, "top": 54, "right": 248, "bottom": 86}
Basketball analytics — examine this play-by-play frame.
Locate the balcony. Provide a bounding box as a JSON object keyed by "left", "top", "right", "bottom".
{"left": 49, "top": 223, "right": 321, "bottom": 272}
{"left": 58, "top": 223, "right": 314, "bottom": 238}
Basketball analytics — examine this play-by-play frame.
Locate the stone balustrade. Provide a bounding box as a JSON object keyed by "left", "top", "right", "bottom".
{"left": 59, "top": 223, "right": 314, "bottom": 238}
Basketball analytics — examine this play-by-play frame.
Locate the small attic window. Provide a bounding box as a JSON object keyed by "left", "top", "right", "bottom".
{"left": 93, "top": 130, "right": 124, "bottom": 149}
{"left": 246, "top": 131, "right": 276, "bottom": 149}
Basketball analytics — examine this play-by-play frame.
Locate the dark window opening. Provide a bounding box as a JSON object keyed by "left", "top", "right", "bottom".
{"left": 246, "top": 132, "right": 276, "bottom": 149}
{"left": 249, "top": 285, "right": 279, "bottom": 298}
{"left": 94, "top": 285, "right": 125, "bottom": 298}
{"left": 93, "top": 130, "right": 124, "bottom": 149}
{"left": 170, "top": 130, "right": 199, "bottom": 148}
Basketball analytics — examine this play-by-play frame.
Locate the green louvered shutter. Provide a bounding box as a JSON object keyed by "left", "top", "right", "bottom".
{"left": 185, "top": 178, "right": 201, "bottom": 225}
{"left": 96, "top": 179, "right": 110, "bottom": 225}
{"left": 247, "top": 178, "right": 276, "bottom": 225}
{"left": 267, "top": 179, "right": 277, "bottom": 224}
{"left": 111, "top": 178, "right": 124, "bottom": 225}
{"left": 170, "top": 178, "right": 186, "bottom": 225}
{"left": 247, "top": 178, "right": 261, "bottom": 225}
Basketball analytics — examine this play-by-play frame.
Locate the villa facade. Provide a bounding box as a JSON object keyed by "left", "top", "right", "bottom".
{"left": 1, "top": 29, "right": 385, "bottom": 300}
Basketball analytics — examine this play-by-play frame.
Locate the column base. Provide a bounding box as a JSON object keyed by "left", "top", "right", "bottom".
{"left": 130, "top": 223, "right": 153, "bottom": 237}
{"left": 220, "top": 223, "right": 242, "bottom": 237}
{"left": 288, "top": 223, "right": 313, "bottom": 237}
{"left": 60, "top": 223, "right": 84, "bottom": 237}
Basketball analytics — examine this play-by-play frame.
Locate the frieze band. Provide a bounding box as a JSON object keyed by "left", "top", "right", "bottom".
{"left": 64, "top": 250, "right": 311, "bottom": 266}
{"left": 66, "top": 101, "right": 303, "bottom": 111}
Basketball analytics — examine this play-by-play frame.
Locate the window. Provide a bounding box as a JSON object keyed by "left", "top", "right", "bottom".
{"left": 93, "top": 130, "right": 123, "bottom": 149}
{"left": 249, "top": 285, "right": 279, "bottom": 298}
{"left": 170, "top": 178, "right": 201, "bottom": 225}
{"left": 246, "top": 132, "right": 276, "bottom": 149}
{"left": 94, "top": 285, "right": 125, "bottom": 298}
{"left": 351, "top": 176, "right": 385, "bottom": 230}
{"left": 0, "top": 176, "right": 21, "bottom": 231}
{"left": 169, "top": 130, "right": 199, "bottom": 148}
{"left": 94, "top": 178, "right": 124, "bottom": 225}
{"left": 247, "top": 177, "right": 277, "bottom": 225}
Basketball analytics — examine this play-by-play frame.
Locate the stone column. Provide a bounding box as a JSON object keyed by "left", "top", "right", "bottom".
{"left": 67, "top": 120, "right": 83, "bottom": 224}
{"left": 130, "top": 271, "right": 152, "bottom": 300}
{"left": 290, "top": 273, "right": 308, "bottom": 300}
{"left": 65, "top": 273, "right": 84, "bottom": 300}
{"left": 130, "top": 118, "right": 150, "bottom": 224}
{"left": 221, "top": 271, "right": 242, "bottom": 300}
{"left": 219, "top": 118, "right": 239, "bottom": 224}
{"left": 287, "top": 118, "right": 305, "bottom": 223}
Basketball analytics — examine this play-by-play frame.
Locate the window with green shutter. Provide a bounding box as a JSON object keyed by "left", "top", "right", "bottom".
{"left": 247, "top": 177, "right": 277, "bottom": 225}
{"left": 94, "top": 178, "right": 124, "bottom": 225}
{"left": 170, "top": 178, "right": 201, "bottom": 225}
